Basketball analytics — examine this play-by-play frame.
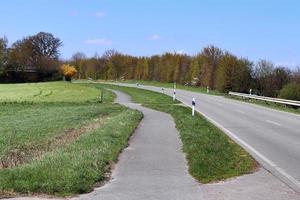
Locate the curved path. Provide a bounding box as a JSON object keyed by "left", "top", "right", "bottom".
{"left": 75, "top": 90, "right": 204, "bottom": 200}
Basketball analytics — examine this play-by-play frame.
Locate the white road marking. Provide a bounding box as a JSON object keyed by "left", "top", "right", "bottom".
{"left": 163, "top": 90, "right": 300, "bottom": 193}
{"left": 266, "top": 120, "right": 283, "bottom": 126}
{"left": 190, "top": 106, "right": 300, "bottom": 193}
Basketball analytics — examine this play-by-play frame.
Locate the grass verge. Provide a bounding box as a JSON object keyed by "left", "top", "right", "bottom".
{"left": 98, "top": 83, "right": 257, "bottom": 183}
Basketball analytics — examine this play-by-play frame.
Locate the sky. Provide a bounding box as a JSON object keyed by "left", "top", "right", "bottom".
{"left": 0, "top": 0, "right": 299, "bottom": 67}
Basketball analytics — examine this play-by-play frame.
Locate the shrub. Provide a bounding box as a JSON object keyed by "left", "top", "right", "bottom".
{"left": 279, "top": 83, "right": 300, "bottom": 101}
{"left": 61, "top": 64, "right": 77, "bottom": 81}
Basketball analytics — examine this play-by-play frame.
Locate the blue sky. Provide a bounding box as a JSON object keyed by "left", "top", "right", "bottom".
{"left": 0, "top": 0, "right": 299, "bottom": 67}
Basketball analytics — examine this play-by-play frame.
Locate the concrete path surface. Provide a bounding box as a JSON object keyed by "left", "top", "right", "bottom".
{"left": 202, "top": 169, "right": 299, "bottom": 200}
{"left": 74, "top": 90, "right": 204, "bottom": 200}
{"left": 6, "top": 90, "right": 300, "bottom": 200}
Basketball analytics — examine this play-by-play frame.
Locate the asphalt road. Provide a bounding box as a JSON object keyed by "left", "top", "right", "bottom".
{"left": 112, "top": 83, "right": 300, "bottom": 193}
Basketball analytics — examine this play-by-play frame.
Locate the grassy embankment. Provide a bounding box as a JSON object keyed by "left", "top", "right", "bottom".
{"left": 0, "top": 82, "right": 142, "bottom": 197}
{"left": 98, "top": 83, "right": 257, "bottom": 183}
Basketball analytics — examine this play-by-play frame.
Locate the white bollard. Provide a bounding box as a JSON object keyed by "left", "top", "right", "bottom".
{"left": 207, "top": 86, "right": 210, "bottom": 93}
{"left": 249, "top": 88, "right": 252, "bottom": 95}
{"left": 161, "top": 88, "right": 164, "bottom": 94}
{"left": 192, "top": 97, "right": 196, "bottom": 116}
{"left": 173, "top": 89, "right": 176, "bottom": 102}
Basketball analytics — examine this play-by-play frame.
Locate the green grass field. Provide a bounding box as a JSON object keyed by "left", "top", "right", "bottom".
{"left": 0, "top": 82, "right": 142, "bottom": 197}
{"left": 0, "top": 82, "right": 105, "bottom": 103}
{"left": 98, "top": 84, "right": 257, "bottom": 183}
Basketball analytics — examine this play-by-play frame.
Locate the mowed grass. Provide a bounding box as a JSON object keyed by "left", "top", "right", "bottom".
{"left": 0, "top": 82, "right": 103, "bottom": 103}
{"left": 0, "top": 82, "right": 142, "bottom": 197}
{"left": 0, "top": 103, "right": 124, "bottom": 168}
{"left": 0, "top": 109, "right": 142, "bottom": 196}
{"left": 99, "top": 84, "right": 257, "bottom": 183}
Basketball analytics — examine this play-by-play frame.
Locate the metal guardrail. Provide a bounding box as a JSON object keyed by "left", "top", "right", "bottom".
{"left": 229, "top": 92, "right": 300, "bottom": 107}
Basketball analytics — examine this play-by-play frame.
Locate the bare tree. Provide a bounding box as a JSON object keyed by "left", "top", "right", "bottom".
{"left": 8, "top": 32, "right": 62, "bottom": 72}
{"left": 30, "top": 32, "right": 62, "bottom": 60}
{"left": 291, "top": 66, "right": 300, "bottom": 84}
{"left": 253, "top": 60, "right": 274, "bottom": 96}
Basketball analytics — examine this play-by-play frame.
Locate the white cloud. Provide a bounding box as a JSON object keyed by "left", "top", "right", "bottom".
{"left": 84, "top": 38, "right": 111, "bottom": 45}
{"left": 93, "top": 11, "right": 106, "bottom": 18}
{"left": 150, "top": 34, "right": 162, "bottom": 40}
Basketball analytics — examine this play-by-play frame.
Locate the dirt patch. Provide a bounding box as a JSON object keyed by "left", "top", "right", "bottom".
{"left": 0, "top": 117, "right": 108, "bottom": 169}
{"left": 0, "top": 190, "right": 18, "bottom": 199}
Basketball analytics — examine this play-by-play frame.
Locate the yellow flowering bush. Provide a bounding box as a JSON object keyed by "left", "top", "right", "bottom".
{"left": 61, "top": 64, "right": 77, "bottom": 81}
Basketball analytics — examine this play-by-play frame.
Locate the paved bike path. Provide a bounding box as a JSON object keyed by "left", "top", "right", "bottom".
{"left": 75, "top": 90, "right": 204, "bottom": 200}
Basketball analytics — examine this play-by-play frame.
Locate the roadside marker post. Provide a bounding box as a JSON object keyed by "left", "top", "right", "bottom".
{"left": 173, "top": 89, "right": 176, "bottom": 102}
{"left": 249, "top": 89, "right": 253, "bottom": 102}
{"left": 173, "top": 81, "right": 177, "bottom": 102}
{"left": 207, "top": 86, "right": 210, "bottom": 93}
{"left": 161, "top": 88, "right": 164, "bottom": 94}
{"left": 192, "top": 98, "right": 196, "bottom": 116}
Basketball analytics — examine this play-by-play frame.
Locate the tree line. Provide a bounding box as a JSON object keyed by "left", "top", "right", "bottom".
{"left": 69, "top": 47, "right": 300, "bottom": 98}
{"left": 1, "top": 32, "right": 300, "bottom": 100}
